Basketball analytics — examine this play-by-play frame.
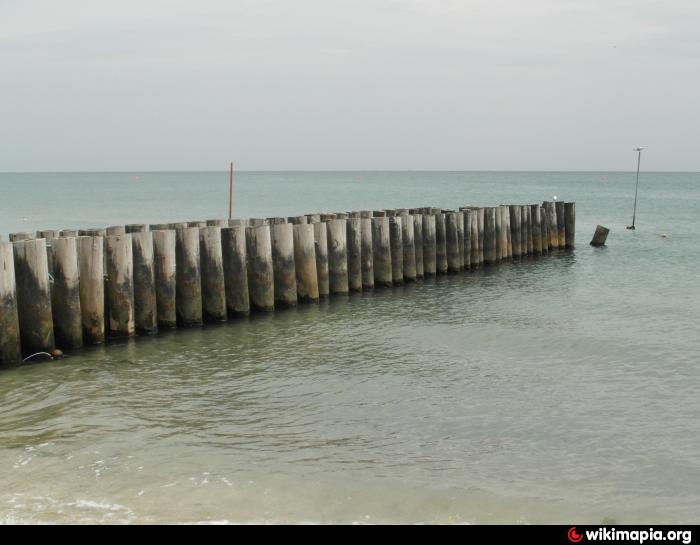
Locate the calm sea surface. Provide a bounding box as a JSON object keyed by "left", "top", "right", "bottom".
{"left": 0, "top": 171, "right": 699, "bottom": 524}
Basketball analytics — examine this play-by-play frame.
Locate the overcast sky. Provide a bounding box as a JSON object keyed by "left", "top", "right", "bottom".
{"left": 1, "top": 0, "right": 698, "bottom": 171}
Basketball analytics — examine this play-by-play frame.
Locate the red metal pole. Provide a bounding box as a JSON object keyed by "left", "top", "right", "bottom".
{"left": 228, "top": 161, "right": 233, "bottom": 220}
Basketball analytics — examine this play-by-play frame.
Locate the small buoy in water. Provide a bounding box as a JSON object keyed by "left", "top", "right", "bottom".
{"left": 660, "top": 233, "right": 668, "bottom": 239}
{"left": 51, "top": 348, "right": 64, "bottom": 359}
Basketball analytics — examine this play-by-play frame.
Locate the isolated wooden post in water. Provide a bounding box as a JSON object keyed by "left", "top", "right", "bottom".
{"left": 270, "top": 222, "right": 297, "bottom": 307}
{"left": 105, "top": 234, "right": 135, "bottom": 337}
{"left": 360, "top": 217, "right": 374, "bottom": 289}
{"left": 77, "top": 236, "right": 105, "bottom": 344}
{"left": 131, "top": 231, "right": 158, "bottom": 334}
{"left": 556, "top": 201, "right": 566, "bottom": 249}
{"left": 176, "top": 227, "right": 204, "bottom": 324}
{"left": 51, "top": 237, "right": 83, "bottom": 349}
{"left": 445, "top": 212, "right": 461, "bottom": 273}
{"left": 199, "top": 227, "right": 228, "bottom": 320}
{"left": 483, "top": 208, "right": 497, "bottom": 265}
{"left": 565, "top": 202, "right": 576, "bottom": 248}
{"left": 422, "top": 213, "right": 437, "bottom": 276}
{"left": 0, "top": 242, "right": 22, "bottom": 363}
{"left": 326, "top": 219, "right": 349, "bottom": 295}
{"left": 401, "top": 214, "right": 416, "bottom": 281}
{"left": 509, "top": 205, "right": 522, "bottom": 258}
{"left": 413, "top": 214, "right": 424, "bottom": 278}
{"left": 590, "top": 225, "right": 609, "bottom": 247}
{"left": 152, "top": 230, "right": 177, "bottom": 328}
{"left": 531, "top": 204, "right": 542, "bottom": 255}
{"left": 13, "top": 239, "right": 54, "bottom": 355}
{"left": 221, "top": 226, "right": 250, "bottom": 316}
{"left": 346, "top": 217, "right": 363, "bottom": 293}
{"left": 389, "top": 216, "right": 404, "bottom": 284}
{"left": 313, "top": 222, "right": 329, "bottom": 298}
{"left": 246, "top": 225, "right": 275, "bottom": 311}
{"left": 293, "top": 224, "right": 319, "bottom": 302}
{"left": 372, "top": 217, "right": 392, "bottom": 287}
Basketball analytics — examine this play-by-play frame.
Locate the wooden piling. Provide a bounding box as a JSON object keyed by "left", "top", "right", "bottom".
{"left": 476, "top": 208, "right": 485, "bottom": 266}
{"left": 206, "top": 219, "right": 227, "bottom": 227}
{"left": 520, "top": 205, "right": 529, "bottom": 256}
{"left": 150, "top": 224, "right": 171, "bottom": 231}
{"left": 372, "top": 217, "right": 392, "bottom": 287}
{"left": 590, "top": 225, "right": 610, "bottom": 247}
{"left": 13, "top": 239, "right": 54, "bottom": 355}
{"left": 0, "top": 242, "right": 22, "bottom": 363}
{"left": 347, "top": 217, "right": 363, "bottom": 292}
{"left": 456, "top": 212, "right": 465, "bottom": 269}
{"left": 246, "top": 225, "right": 274, "bottom": 311}
{"left": 389, "top": 216, "right": 404, "bottom": 284}
{"left": 37, "top": 229, "right": 58, "bottom": 239}
{"left": 187, "top": 221, "right": 206, "bottom": 229}
{"left": 306, "top": 214, "right": 321, "bottom": 224}
{"left": 540, "top": 205, "right": 549, "bottom": 252}
{"left": 413, "top": 214, "right": 424, "bottom": 278}
{"left": 77, "top": 236, "right": 105, "bottom": 344}
{"left": 131, "top": 232, "right": 158, "bottom": 333}
{"left": 531, "top": 204, "right": 542, "bottom": 255}
{"left": 556, "top": 201, "right": 566, "bottom": 249}
{"left": 544, "top": 202, "right": 558, "bottom": 250}
{"left": 326, "top": 219, "right": 349, "bottom": 295}
{"left": 313, "top": 222, "right": 330, "bottom": 298}
{"left": 126, "top": 224, "right": 147, "bottom": 233}
{"left": 503, "top": 206, "right": 512, "bottom": 259}
{"left": 293, "top": 224, "right": 319, "bottom": 302}
{"left": 10, "top": 232, "right": 34, "bottom": 242}
{"left": 288, "top": 216, "right": 308, "bottom": 225}
{"left": 361, "top": 218, "right": 374, "bottom": 289}
{"left": 499, "top": 206, "right": 509, "bottom": 260}
{"left": 221, "top": 226, "right": 250, "bottom": 315}
{"left": 509, "top": 205, "right": 522, "bottom": 258}
{"left": 565, "top": 202, "right": 576, "bottom": 248}
{"left": 270, "top": 222, "right": 297, "bottom": 307}
{"left": 50, "top": 237, "right": 83, "bottom": 348}
{"left": 401, "top": 214, "right": 416, "bottom": 281}
{"left": 152, "top": 230, "right": 177, "bottom": 328}
{"left": 462, "top": 211, "right": 472, "bottom": 269}
{"left": 106, "top": 226, "right": 126, "bottom": 236}
{"left": 105, "top": 234, "right": 135, "bottom": 337}
{"left": 435, "top": 213, "right": 448, "bottom": 274}
{"left": 422, "top": 213, "right": 437, "bottom": 276}
{"left": 445, "top": 212, "right": 461, "bottom": 273}
{"left": 176, "top": 227, "right": 203, "bottom": 324}
{"left": 526, "top": 205, "right": 534, "bottom": 256}
{"left": 198, "top": 227, "right": 227, "bottom": 320}
{"left": 60, "top": 229, "right": 78, "bottom": 237}
{"left": 494, "top": 207, "right": 503, "bottom": 262}
{"left": 483, "top": 207, "right": 497, "bottom": 265}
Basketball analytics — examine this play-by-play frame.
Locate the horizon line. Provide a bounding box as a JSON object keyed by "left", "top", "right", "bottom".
{"left": 1, "top": 169, "right": 698, "bottom": 175}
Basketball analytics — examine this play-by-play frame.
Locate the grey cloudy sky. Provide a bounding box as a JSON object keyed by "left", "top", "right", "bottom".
{"left": 1, "top": 0, "right": 698, "bottom": 171}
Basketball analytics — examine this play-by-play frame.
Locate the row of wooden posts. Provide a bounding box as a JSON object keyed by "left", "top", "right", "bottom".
{"left": 0, "top": 201, "right": 575, "bottom": 365}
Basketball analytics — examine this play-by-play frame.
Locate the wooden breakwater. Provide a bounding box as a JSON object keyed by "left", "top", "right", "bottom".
{"left": 0, "top": 201, "right": 575, "bottom": 364}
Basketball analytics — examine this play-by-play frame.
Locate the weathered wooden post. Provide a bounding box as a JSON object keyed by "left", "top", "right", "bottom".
{"left": 77, "top": 236, "right": 105, "bottom": 344}
{"left": 105, "top": 234, "right": 135, "bottom": 337}
{"left": 525, "top": 205, "right": 534, "bottom": 256}
{"left": 499, "top": 206, "right": 509, "bottom": 260}
{"left": 199, "top": 227, "right": 227, "bottom": 321}
{"left": 445, "top": 212, "right": 461, "bottom": 273}
{"left": 270, "top": 222, "right": 297, "bottom": 307}
{"left": 544, "top": 201, "right": 558, "bottom": 250}
{"left": 413, "top": 214, "right": 424, "bottom": 278}
{"left": 520, "top": 205, "right": 529, "bottom": 257}
{"left": 347, "top": 217, "right": 363, "bottom": 292}
{"left": 13, "top": 239, "right": 54, "bottom": 355}
{"left": 483, "top": 207, "right": 497, "bottom": 265}
{"left": 389, "top": 216, "right": 404, "bottom": 284}
{"left": 590, "top": 225, "right": 610, "bottom": 247}
{"left": 503, "top": 206, "right": 512, "bottom": 259}
{"left": 288, "top": 215, "right": 308, "bottom": 225}
{"left": 477, "top": 208, "right": 485, "bottom": 266}
{"left": 206, "top": 219, "right": 227, "bottom": 227}
{"left": 435, "top": 212, "right": 448, "bottom": 274}
{"left": 327, "top": 219, "right": 349, "bottom": 295}
{"left": 306, "top": 214, "right": 321, "bottom": 224}
{"left": 36, "top": 229, "right": 58, "bottom": 239}
{"left": 51, "top": 237, "right": 83, "bottom": 348}
{"left": 228, "top": 219, "right": 249, "bottom": 227}
{"left": 565, "top": 202, "right": 576, "bottom": 248}
{"left": 531, "top": 204, "right": 542, "bottom": 255}
{"left": 422, "top": 213, "right": 437, "bottom": 276}
{"left": 150, "top": 224, "right": 171, "bottom": 231}
{"left": 152, "top": 230, "right": 177, "bottom": 328}
{"left": 10, "top": 232, "right": 34, "bottom": 242}
{"left": 509, "top": 205, "right": 522, "bottom": 258}
{"left": 462, "top": 211, "right": 472, "bottom": 269}
{"left": 131, "top": 231, "right": 158, "bottom": 333}
{"left": 188, "top": 221, "right": 207, "bottom": 229}
{"left": 60, "top": 229, "right": 79, "bottom": 237}
{"left": 540, "top": 205, "right": 549, "bottom": 252}
{"left": 313, "top": 222, "right": 330, "bottom": 298}
{"left": 293, "top": 223, "right": 319, "bottom": 302}
{"left": 556, "top": 201, "right": 566, "bottom": 249}
{"left": 246, "top": 225, "right": 275, "bottom": 311}
{"left": 401, "top": 214, "right": 417, "bottom": 281}
{"left": 106, "top": 226, "right": 126, "bottom": 236}
{"left": 320, "top": 213, "right": 336, "bottom": 222}
{"left": 249, "top": 218, "right": 268, "bottom": 227}
{"left": 176, "top": 227, "right": 204, "bottom": 325}
{"left": 221, "top": 226, "right": 250, "bottom": 316}
{"left": 465, "top": 209, "right": 478, "bottom": 268}
{"left": 361, "top": 217, "right": 374, "bottom": 289}
{"left": 494, "top": 206, "right": 503, "bottom": 262}
{"left": 0, "top": 242, "right": 22, "bottom": 363}
{"left": 126, "top": 224, "right": 147, "bottom": 233}
{"left": 372, "top": 217, "right": 392, "bottom": 287}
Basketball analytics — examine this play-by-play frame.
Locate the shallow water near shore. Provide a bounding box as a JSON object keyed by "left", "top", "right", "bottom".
{"left": 1, "top": 171, "right": 699, "bottom": 524}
